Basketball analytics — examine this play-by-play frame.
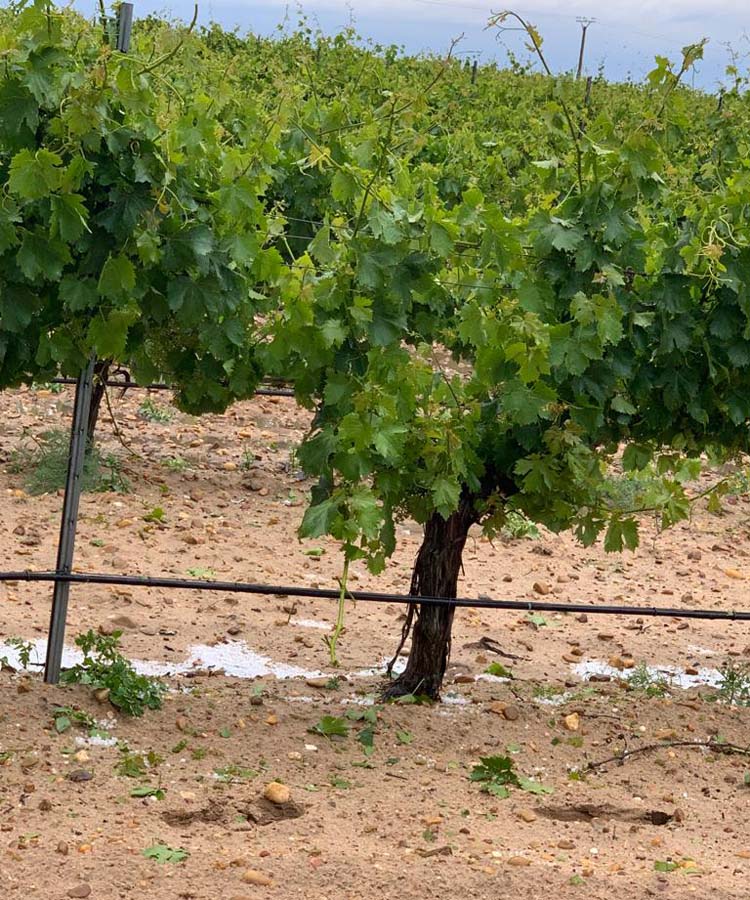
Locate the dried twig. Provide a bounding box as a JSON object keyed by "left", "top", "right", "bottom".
{"left": 586, "top": 738, "right": 750, "bottom": 771}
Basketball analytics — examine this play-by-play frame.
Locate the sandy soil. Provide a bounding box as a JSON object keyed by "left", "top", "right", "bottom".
{"left": 1, "top": 384, "right": 750, "bottom": 900}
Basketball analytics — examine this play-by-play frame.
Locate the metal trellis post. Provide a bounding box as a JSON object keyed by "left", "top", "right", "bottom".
{"left": 116, "top": 3, "right": 134, "bottom": 53}
{"left": 44, "top": 357, "right": 96, "bottom": 683}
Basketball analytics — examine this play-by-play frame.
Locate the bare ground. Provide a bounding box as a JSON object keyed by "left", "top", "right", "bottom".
{"left": 1, "top": 384, "right": 750, "bottom": 900}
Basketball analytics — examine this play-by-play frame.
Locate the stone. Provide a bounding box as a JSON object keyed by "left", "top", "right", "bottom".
{"left": 305, "top": 677, "right": 329, "bottom": 689}
{"left": 263, "top": 782, "right": 291, "bottom": 805}
{"left": 516, "top": 809, "right": 537, "bottom": 823}
{"left": 564, "top": 713, "right": 580, "bottom": 732}
{"left": 502, "top": 705, "right": 520, "bottom": 722}
{"left": 67, "top": 885, "right": 92, "bottom": 898}
{"left": 68, "top": 769, "right": 93, "bottom": 783}
{"left": 507, "top": 856, "right": 531, "bottom": 866}
{"left": 557, "top": 839, "right": 576, "bottom": 850}
{"left": 533, "top": 581, "right": 551, "bottom": 595}
{"left": 242, "top": 869, "right": 273, "bottom": 886}
{"left": 108, "top": 614, "right": 138, "bottom": 630}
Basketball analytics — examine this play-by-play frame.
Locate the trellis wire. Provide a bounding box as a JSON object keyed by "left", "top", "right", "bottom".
{"left": 49, "top": 377, "right": 295, "bottom": 398}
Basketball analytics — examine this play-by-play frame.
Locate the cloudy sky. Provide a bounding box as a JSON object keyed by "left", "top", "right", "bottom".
{"left": 83, "top": 1, "right": 749, "bottom": 88}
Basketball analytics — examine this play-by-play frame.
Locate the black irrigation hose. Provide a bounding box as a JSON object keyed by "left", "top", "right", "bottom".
{"left": 49, "top": 377, "right": 296, "bottom": 398}
{"left": 1, "top": 569, "right": 749, "bottom": 621}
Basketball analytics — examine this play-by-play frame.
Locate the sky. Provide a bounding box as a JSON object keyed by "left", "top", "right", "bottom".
{"left": 81, "top": 0, "right": 750, "bottom": 90}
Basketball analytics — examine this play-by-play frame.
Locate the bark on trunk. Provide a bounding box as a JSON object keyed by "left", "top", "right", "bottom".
{"left": 382, "top": 493, "right": 477, "bottom": 700}
{"left": 86, "top": 360, "right": 110, "bottom": 448}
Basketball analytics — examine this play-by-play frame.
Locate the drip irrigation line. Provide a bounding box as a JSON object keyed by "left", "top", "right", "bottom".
{"left": 49, "top": 378, "right": 295, "bottom": 398}
{"left": 1, "top": 570, "right": 749, "bottom": 621}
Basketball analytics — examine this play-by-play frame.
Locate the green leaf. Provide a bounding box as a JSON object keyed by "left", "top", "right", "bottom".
{"left": 130, "top": 786, "right": 166, "bottom": 799}
{"left": 98, "top": 256, "right": 135, "bottom": 299}
{"left": 368, "top": 204, "right": 402, "bottom": 244}
{"left": 87, "top": 309, "right": 136, "bottom": 359}
{"left": 309, "top": 716, "right": 349, "bottom": 738}
{"left": 54, "top": 715, "right": 71, "bottom": 734}
{"left": 50, "top": 193, "right": 88, "bottom": 242}
{"left": 486, "top": 783, "right": 510, "bottom": 798}
{"left": 300, "top": 499, "right": 338, "bottom": 539}
{"left": 432, "top": 476, "right": 460, "bottom": 518}
{"left": 604, "top": 517, "right": 639, "bottom": 553}
{"left": 59, "top": 276, "right": 98, "bottom": 312}
{"left": 8, "top": 148, "right": 62, "bottom": 200}
{"left": 654, "top": 860, "right": 679, "bottom": 873}
{"left": 17, "top": 232, "right": 70, "bottom": 281}
{"left": 142, "top": 843, "right": 188, "bottom": 864}
{"left": 484, "top": 662, "right": 513, "bottom": 679}
{"left": 622, "top": 444, "right": 652, "bottom": 472}
{"left": 517, "top": 776, "right": 554, "bottom": 795}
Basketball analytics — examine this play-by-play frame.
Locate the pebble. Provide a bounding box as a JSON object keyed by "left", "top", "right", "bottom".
{"left": 242, "top": 869, "right": 273, "bottom": 886}
{"left": 263, "top": 782, "right": 291, "bottom": 805}
{"left": 564, "top": 713, "right": 580, "bottom": 732}
{"left": 502, "top": 705, "right": 520, "bottom": 722}
{"left": 68, "top": 770, "right": 93, "bottom": 783}
{"left": 507, "top": 856, "right": 531, "bottom": 866}
{"left": 57, "top": 841, "right": 69, "bottom": 856}
{"left": 557, "top": 839, "right": 576, "bottom": 850}
{"left": 533, "top": 582, "right": 551, "bottom": 595}
{"left": 67, "top": 885, "right": 92, "bottom": 898}
{"left": 516, "top": 809, "right": 537, "bottom": 823}
{"left": 305, "top": 677, "right": 329, "bottom": 689}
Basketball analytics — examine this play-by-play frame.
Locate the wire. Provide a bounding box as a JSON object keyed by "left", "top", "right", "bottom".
{"left": 50, "top": 378, "right": 296, "bottom": 398}
{"left": 1, "top": 569, "right": 748, "bottom": 621}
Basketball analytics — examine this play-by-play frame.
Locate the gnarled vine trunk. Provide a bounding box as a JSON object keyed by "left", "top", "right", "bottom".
{"left": 86, "top": 359, "right": 110, "bottom": 448}
{"left": 382, "top": 493, "right": 478, "bottom": 700}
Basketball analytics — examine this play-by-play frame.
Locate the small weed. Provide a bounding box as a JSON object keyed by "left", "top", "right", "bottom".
{"left": 484, "top": 662, "right": 513, "bottom": 679}
{"left": 171, "top": 740, "right": 188, "bottom": 754}
{"left": 31, "top": 381, "right": 65, "bottom": 394}
{"left": 138, "top": 398, "right": 173, "bottom": 423}
{"left": 329, "top": 775, "right": 352, "bottom": 789}
{"left": 396, "top": 730, "right": 413, "bottom": 745}
{"left": 627, "top": 664, "right": 670, "bottom": 698}
{"left": 715, "top": 662, "right": 750, "bottom": 706}
{"left": 60, "top": 630, "right": 165, "bottom": 717}
{"left": 532, "top": 683, "right": 565, "bottom": 700}
{"left": 501, "top": 511, "right": 540, "bottom": 540}
{"left": 9, "top": 430, "right": 129, "bottom": 495}
{"left": 5, "top": 637, "right": 36, "bottom": 669}
{"left": 52, "top": 706, "right": 108, "bottom": 738}
{"left": 143, "top": 506, "right": 166, "bottom": 524}
{"left": 240, "top": 448, "right": 255, "bottom": 471}
{"left": 117, "top": 748, "right": 163, "bottom": 778}
{"left": 214, "top": 764, "right": 258, "bottom": 782}
{"left": 470, "top": 755, "right": 553, "bottom": 799}
{"left": 161, "top": 456, "right": 189, "bottom": 472}
{"left": 187, "top": 567, "right": 216, "bottom": 579}
{"left": 325, "top": 676, "right": 341, "bottom": 690}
